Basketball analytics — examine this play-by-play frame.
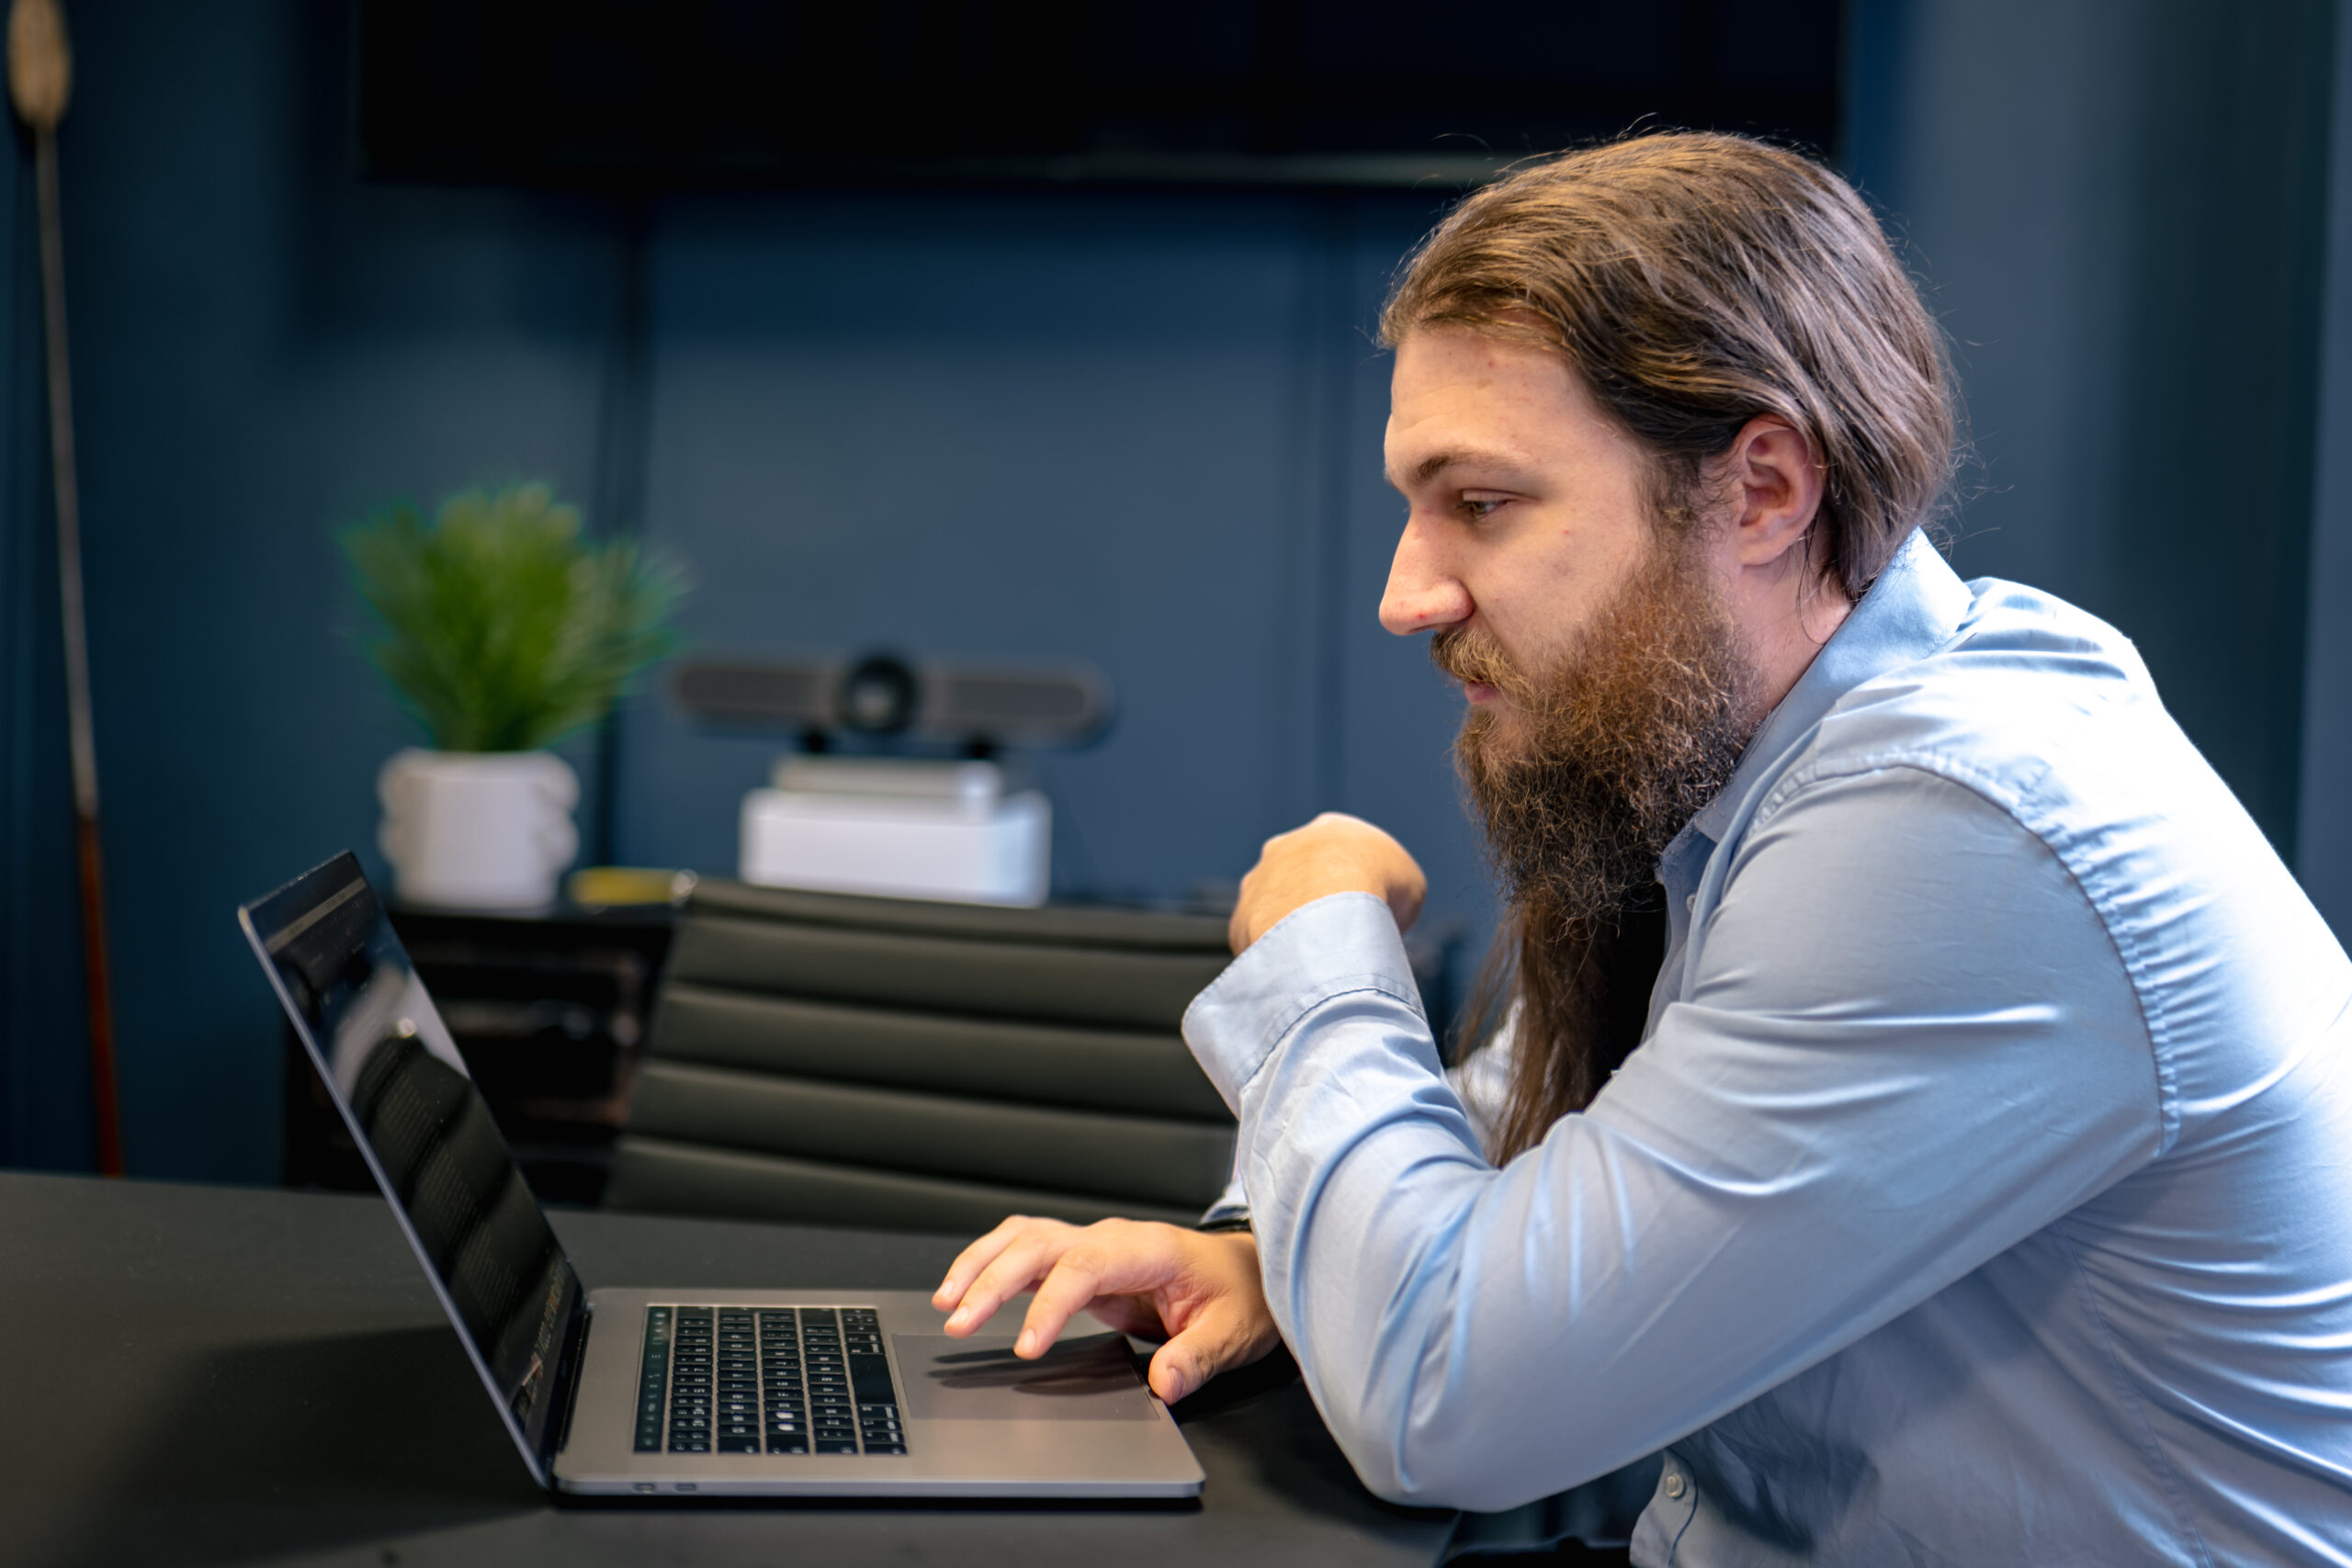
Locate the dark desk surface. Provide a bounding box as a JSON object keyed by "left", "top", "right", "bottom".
{"left": 0, "top": 1172, "right": 1454, "bottom": 1568}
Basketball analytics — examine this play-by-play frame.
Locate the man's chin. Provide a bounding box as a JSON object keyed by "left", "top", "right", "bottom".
{"left": 1460, "top": 705, "right": 1532, "bottom": 768}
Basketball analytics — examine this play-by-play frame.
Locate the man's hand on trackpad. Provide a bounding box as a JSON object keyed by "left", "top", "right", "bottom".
{"left": 932, "top": 1216, "right": 1279, "bottom": 1405}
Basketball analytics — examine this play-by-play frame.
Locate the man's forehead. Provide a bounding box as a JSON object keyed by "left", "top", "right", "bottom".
{"left": 1383, "top": 400, "right": 1555, "bottom": 494}
{"left": 1383, "top": 441, "right": 1539, "bottom": 493}
{"left": 1385, "top": 329, "right": 1616, "bottom": 491}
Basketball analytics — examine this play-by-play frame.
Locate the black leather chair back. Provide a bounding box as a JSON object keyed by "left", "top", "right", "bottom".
{"left": 609, "top": 879, "right": 1238, "bottom": 1234}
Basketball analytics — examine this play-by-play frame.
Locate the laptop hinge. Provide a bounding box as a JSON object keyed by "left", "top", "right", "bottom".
{"left": 547, "top": 1302, "right": 594, "bottom": 1462}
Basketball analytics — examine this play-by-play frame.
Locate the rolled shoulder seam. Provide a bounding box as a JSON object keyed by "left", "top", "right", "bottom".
{"left": 1747, "top": 748, "right": 2034, "bottom": 832}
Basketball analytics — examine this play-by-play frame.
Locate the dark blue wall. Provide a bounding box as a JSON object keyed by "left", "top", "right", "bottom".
{"left": 615, "top": 190, "right": 1464, "bottom": 904}
{"left": 0, "top": 85, "right": 89, "bottom": 1172}
{"left": 0, "top": 0, "right": 1482, "bottom": 1181}
{"left": 2, "top": 0, "right": 2341, "bottom": 1181}
{"left": 1847, "top": 0, "right": 2335, "bottom": 854}
{"left": 5, "top": 1, "right": 615, "bottom": 1179}
{"left": 2305, "top": 0, "right": 2352, "bottom": 931}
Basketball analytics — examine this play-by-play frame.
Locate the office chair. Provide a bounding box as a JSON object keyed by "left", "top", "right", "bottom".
{"left": 608, "top": 878, "right": 1240, "bottom": 1234}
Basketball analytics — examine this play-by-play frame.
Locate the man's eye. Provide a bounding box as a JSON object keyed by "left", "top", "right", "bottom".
{"left": 1461, "top": 496, "right": 1509, "bottom": 521}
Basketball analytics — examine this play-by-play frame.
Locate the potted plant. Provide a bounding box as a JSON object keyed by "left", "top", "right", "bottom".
{"left": 342, "top": 481, "right": 684, "bottom": 908}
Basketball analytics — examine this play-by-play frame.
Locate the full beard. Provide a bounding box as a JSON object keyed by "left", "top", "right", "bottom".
{"left": 1436, "top": 534, "right": 1762, "bottom": 1158}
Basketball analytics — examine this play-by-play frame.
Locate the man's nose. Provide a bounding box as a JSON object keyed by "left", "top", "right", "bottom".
{"left": 1378, "top": 521, "right": 1472, "bottom": 636}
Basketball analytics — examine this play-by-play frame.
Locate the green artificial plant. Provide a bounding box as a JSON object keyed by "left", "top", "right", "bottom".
{"left": 341, "top": 482, "right": 685, "bottom": 752}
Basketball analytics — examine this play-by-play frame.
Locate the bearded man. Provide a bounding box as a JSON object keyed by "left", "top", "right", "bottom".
{"left": 935, "top": 133, "right": 2352, "bottom": 1564}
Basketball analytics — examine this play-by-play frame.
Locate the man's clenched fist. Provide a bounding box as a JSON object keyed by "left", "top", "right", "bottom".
{"left": 1229, "top": 812, "right": 1426, "bottom": 953}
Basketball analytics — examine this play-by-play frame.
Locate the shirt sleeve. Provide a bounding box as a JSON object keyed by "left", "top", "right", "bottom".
{"left": 1195, "top": 1003, "right": 1522, "bottom": 1226}
{"left": 1181, "top": 765, "right": 2162, "bottom": 1510}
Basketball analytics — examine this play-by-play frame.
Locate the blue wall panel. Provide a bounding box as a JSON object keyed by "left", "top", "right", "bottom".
{"left": 3, "top": 1, "right": 1499, "bottom": 1179}
{"left": 617, "top": 187, "right": 1500, "bottom": 980}
{"left": 620, "top": 192, "right": 1328, "bottom": 900}
{"left": 1846, "top": 0, "right": 2335, "bottom": 853}
{"left": 0, "top": 85, "right": 95, "bottom": 1173}
{"left": 24, "top": 0, "right": 616, "bottom": 1180}
{"left": 2300, "top": 0, "right": 2352, "bottom": 932}
{"left": 9, "top": 0, "right": 2339, "bottom": 1180}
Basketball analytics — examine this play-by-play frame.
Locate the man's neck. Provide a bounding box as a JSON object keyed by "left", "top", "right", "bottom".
{"left": 1738, "top": 566, "right": 1853, "bottom": 719}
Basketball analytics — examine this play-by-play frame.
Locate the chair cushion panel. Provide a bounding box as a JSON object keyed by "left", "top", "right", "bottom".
{"left": 628, "top": 1059, "right": 1237, "bottom": 1210}
{"left": 667, "top": 914, "right": 1231, "bottom": 1030}
{"left": 648, "top": 982, "right": 1234, "bottom": 1121}
{"left": 606, "top": 1134, "right": 1204, "bottom": 1233}
{"left": 688, "top": 879, "right": 1231, "bottom": 953}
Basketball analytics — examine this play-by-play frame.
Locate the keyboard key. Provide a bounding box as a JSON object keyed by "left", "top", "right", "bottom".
{"left": 848, "top": 1353, "right": 897, "bottom": 1404}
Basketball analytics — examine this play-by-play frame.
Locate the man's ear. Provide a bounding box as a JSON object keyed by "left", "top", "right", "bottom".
{"left": 1724, "top": 415, "right": 1825, "bottom": 571}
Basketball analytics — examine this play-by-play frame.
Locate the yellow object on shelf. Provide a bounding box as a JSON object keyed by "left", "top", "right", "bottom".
{"left": 566, "top": 866, "right": 696, "bottom": 908}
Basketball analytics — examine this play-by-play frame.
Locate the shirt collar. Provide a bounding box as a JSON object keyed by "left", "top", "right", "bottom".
{"left": 1686, "top": 529, "right": 1973, "bottom": 845}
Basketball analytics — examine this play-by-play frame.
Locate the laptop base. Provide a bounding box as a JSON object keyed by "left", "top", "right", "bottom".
{"left": 558, "top": 1289, "right": 1204, "bottom": 1497}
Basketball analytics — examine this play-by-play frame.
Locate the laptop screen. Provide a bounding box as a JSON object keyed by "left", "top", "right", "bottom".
{"left": 240, "top": 852, "right": 582, "bottom": 1482}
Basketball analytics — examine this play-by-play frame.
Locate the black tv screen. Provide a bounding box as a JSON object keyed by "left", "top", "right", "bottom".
{"left": 356, "top": 0, "right": 1843, "bottom": 189}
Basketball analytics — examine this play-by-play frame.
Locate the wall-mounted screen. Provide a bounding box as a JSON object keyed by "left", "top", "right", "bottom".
{"left": 356, "top": 0, "right": 1843, "bottom": 190}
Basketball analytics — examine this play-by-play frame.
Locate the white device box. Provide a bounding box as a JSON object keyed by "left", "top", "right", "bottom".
{"left": 738, "top": 757, "right": 1051, "bottom": 907}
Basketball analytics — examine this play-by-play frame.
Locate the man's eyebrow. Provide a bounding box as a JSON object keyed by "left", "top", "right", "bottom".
{"left": 1385, "top": 447, "right": 1532, "bottom": 492}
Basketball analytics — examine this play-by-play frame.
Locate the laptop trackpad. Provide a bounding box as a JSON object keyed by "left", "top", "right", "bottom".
{"left": 894, "top": 1332, "right": 1159, "bottom": 1422}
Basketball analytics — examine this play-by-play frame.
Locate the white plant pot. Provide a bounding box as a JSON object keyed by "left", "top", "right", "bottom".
{"left": 377, "top": 749, "right": 580, "bottom": 910}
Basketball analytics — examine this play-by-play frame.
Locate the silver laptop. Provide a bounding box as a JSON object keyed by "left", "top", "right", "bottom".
{"left": 239, "top": 852, "right": 1204, "bottom": 1498}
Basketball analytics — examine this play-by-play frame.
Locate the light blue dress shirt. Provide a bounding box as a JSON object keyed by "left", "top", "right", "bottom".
{"left": 1182, "top": 531, "right": 2352, "bottom": 1565}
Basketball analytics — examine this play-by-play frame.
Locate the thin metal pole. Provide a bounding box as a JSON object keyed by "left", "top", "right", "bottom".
{"left": 34, "top": 122, "right": 119, "bottom": 1176}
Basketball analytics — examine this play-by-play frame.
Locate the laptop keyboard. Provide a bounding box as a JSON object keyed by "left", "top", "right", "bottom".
{"left": 635, "top": 1305, "right": 906, "bottom": 1457}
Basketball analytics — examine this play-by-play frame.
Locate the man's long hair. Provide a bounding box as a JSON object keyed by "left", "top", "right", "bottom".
{"left": 1384, "top": 133, "right": 1957, "bottom": 1160}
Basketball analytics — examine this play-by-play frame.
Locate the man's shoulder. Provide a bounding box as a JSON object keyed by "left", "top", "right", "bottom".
{"left": 1757, "top": 571, "right": 2335, "bottom": 1050}
{"left": 1747, "top": 569, "right": 2292, "bottom": 955}
{"left": 1735, "top": 571, "right": 2351, "bottom": 1160}
{"left": 1787, "top": 574, "right": 2177, "bottom": 824}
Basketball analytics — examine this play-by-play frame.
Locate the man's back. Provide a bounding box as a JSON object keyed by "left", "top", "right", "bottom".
{"left": 1178, "top": 533, "right": 2352, "bottom": 1565}
{"left": 1634, "top": 535, "right": 2352, "bottom": 1563}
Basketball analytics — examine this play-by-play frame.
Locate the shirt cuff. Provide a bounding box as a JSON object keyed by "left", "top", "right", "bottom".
{"left": 1198, "top": 1172, "right": 1250, "bottom": 1228}
{"left": 1181, "top": 890, "right": 1425, "bottom": 1113}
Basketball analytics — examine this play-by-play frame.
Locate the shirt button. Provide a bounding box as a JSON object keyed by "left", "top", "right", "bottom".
{"left": 1683, "top": 894, "right": 1696, "bottom": 912}
{"left": 1663, "top": 1472, "right": 1688, "bottom": 1500}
